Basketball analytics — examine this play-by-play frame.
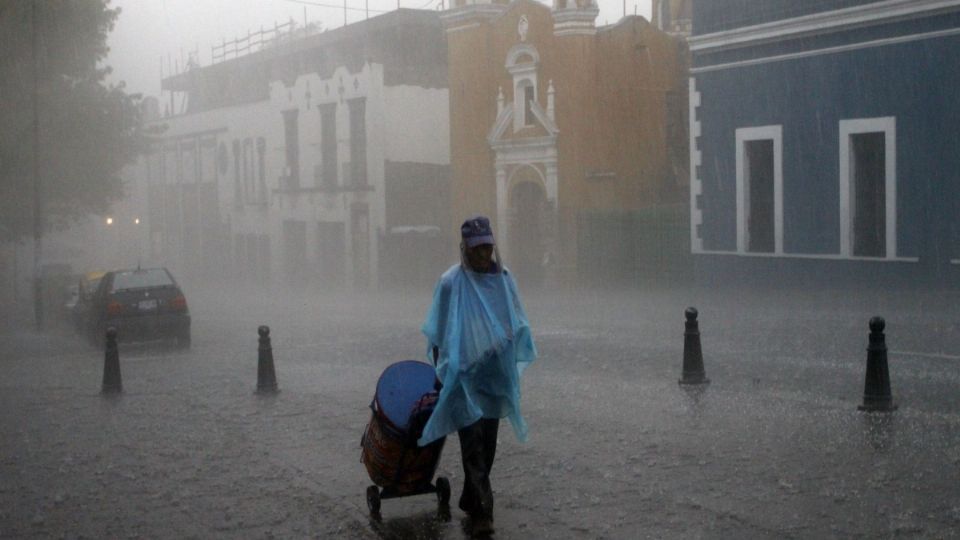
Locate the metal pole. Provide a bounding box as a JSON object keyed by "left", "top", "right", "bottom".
{"left": 344, "top": 0, "right": 347, "bottom": 26}
{"left": 13, "top": 240, "right": 19, "bottom": 308}
{"left": 32, "top": 1, "right": 44, "bottom": 330}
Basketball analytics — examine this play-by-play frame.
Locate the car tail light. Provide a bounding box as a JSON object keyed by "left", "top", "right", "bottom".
{"left": 170, "top": 294, "right": 188, "bottom": 312}
{"left": 106, "top": 300, "right": 124, "bottom": 316}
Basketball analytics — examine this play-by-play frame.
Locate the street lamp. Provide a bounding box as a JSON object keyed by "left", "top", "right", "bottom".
{"left": 105, "top": 216, "right": 120, "bottom": 268}
{"left": 133, "top": 217, "right": 143, "bottom": 264}
{"left": 32, "top": 1, "right": 43, "bottom": 330}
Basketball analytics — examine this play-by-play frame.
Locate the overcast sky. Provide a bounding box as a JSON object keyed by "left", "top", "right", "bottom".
{"left": 104, "top": 0, "right": 654, "bottom": 97}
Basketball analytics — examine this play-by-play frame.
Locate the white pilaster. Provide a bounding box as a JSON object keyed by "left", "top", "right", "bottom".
{"left": 547, "top": 80, "right": 555, "bottom": 122}
{"left": 545, "top": 161, "right": 558, "bottom": 203}
{"left": 496, "top": 166, "right": 510, "bottom": 259}
{"left": 689, "top": 76, "right": 703, "bottom": 253}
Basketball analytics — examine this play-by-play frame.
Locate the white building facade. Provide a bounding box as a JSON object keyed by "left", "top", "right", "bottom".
{"left": 135, "top": 10, "right": 450, "bottom": 291}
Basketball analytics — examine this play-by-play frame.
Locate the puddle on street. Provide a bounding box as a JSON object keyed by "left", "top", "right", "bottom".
{"left": 369, "top": 508, "right": 454, "bottom": 540}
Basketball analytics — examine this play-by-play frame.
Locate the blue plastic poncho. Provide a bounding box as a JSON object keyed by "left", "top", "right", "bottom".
{"left": 417, "top": 264, "right": 537, "bottom": 446}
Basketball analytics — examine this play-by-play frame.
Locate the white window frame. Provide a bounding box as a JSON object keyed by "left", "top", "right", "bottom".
{"left": 513, "top": 75, "right": 537, "bottom": 132}
{"left": 735, "top": 125, "right": 783, "bottom": 254}
{"left": 839, "top": 117, "right": 896, "bottom": 258}
{"left": 521, "top": 83, "right": 535, "bottom": 127}
{"left": 506, "top": 44, "right": 540, "bottom": 133}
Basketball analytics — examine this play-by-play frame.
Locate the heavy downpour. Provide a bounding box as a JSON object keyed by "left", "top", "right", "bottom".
{"left": 2, "top": 0, "right": 959, "bottom": 538}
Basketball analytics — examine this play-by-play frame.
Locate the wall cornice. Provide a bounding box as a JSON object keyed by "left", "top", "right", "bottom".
{"left": 689, "top": 0, "right": 960, "bottom": 53}
{"left": 552, "top": 5, "right": 599, "bottom": 36}
{"left": 441, "top": 4, "right": 508, "bottom": 31}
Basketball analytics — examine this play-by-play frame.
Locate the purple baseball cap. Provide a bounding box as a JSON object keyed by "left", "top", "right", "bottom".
{"left": 461, "top": 215, "right": 495, "bottom": 248}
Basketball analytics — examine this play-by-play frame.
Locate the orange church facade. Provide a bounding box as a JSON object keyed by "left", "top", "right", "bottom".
{"left": 441, "top": 0, "right": 688, "bottom": 285}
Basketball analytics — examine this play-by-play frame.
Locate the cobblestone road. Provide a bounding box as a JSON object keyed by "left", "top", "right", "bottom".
{"left": 2, "top": 283, "right": 959, "bottom": 539}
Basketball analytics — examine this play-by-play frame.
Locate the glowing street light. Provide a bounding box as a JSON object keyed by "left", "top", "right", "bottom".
{"left": 106, "top": 216, "right": 113, "bottom": 225}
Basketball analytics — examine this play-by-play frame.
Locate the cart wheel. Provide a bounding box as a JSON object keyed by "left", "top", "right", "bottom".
{"left": 435, "top": 476, "right": 451, "bottom": 507}
{"left": 366, "top": 485, "right": 381, "bottom": 514}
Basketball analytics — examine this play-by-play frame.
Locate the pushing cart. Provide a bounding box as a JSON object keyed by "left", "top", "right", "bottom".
{"left": 361, "top": 360, "right": 450, "bottom": 514}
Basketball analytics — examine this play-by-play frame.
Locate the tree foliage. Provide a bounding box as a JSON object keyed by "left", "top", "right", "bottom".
{"left": 0, "top": 0, "right": 143, "bottom": 242}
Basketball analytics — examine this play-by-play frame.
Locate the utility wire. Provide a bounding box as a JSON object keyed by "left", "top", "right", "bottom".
{"left": 283, "top": 0, "right": 389, "bottom": 13}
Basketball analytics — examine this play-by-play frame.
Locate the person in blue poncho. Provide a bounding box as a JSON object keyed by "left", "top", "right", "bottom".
{"left": 419, "top": 215, "right": 537, "bottom": 535}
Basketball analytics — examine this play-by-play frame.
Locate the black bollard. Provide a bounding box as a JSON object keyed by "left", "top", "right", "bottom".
{"left": 679, "top": 307, "right": 710, "bottom": 386}
{"left": 101, "top": 327, "right": 122, "bottom": 394}
{"left": 858, "top": 317, "right": 896, "bottom": 412}
{"left": 256, "top": 325, "right": 279, "bottom": 394}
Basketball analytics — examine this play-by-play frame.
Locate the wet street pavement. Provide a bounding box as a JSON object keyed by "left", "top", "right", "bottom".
{"left": 2, "top": 283, "right": 959, "bottom": 539}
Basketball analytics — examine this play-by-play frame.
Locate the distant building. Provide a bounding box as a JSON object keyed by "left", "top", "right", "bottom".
{"left": 442, "top": 0, "right": 689, "bottom": 286}
{"left": 137, "top": 10, "right": 450, "bottom": 290}
{"left": 688, "top": 0, "right": 960, "bottom": 287}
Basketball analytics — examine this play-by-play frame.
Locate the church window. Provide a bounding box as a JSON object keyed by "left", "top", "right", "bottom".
{"left": 523, "top": 84, "right": 535, "bottom": 126}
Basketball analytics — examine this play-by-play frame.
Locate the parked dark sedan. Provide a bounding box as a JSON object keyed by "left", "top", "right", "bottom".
{"left": 87, "top": 267, "right": 191, "bottom": 348}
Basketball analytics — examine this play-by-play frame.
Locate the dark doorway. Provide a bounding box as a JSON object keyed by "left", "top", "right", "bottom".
{"left": 851, "top": 132, "right": 886, "bottom": 257}
{"left": 319, "top": 104, "right": 338, "bottom": 189}
{"left": 348, "top": 98, "right": 367, "bottom": 188}
{"left": 745, "top": 139, "right": 775, "bottom": 253}
{"left": 508, "top": 179, "right": 546, "bottom": 287}
{"left": 282, "top": 109, "right": 300, "bottom": 189}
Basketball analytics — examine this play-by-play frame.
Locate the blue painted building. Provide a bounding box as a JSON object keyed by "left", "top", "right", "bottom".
{"left": 688, "top": 0, "right": 960, "bottom": 287}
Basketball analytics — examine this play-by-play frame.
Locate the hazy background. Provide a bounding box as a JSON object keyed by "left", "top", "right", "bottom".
{"left": 105, "top": 0, "right": 653, "bottom": 98}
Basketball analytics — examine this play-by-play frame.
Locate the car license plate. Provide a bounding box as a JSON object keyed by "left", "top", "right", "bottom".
{"left": 138, "top": 299, "right": 158, "bottom": 311}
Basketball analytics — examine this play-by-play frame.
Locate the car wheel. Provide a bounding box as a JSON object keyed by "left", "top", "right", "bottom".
{"left": 366, "top": 485, "right": 381, "bottom": 515}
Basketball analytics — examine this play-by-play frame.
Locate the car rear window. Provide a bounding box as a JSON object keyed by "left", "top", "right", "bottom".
{"left": 82, "top": 277, "right": 102, "bottom": 298}
{"left": 111, "top": 269, "right": 174, "bottom": 291}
